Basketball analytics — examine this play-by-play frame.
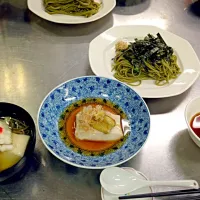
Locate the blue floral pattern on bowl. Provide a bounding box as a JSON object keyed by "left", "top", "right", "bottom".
{"left": 38, "top": 76, "right": 150, "bottom": 169}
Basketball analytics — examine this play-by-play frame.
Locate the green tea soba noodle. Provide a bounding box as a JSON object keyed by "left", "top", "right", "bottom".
{"left": 44, "top": 0, "right": 101, "bottom": 18}
{"left": 112, "top": 34, "right": 181, "bottom": 86}
{"left": 113, "top": 54, "right": 181, "bottom": 86}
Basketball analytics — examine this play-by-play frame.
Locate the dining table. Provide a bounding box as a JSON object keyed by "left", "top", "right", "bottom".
{"left": 0, "top": 0, "right": 200, "bottom": 199}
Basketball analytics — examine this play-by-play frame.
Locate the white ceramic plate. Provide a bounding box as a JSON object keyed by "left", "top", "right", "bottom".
{"left": 89, "top": 25, "right": 200, "bottom": 98}
{"left": 101, "top": 167, "right": 153, "bottom": 200}
{"left": 27, "top": 0, "right": 116, "bottom": 24}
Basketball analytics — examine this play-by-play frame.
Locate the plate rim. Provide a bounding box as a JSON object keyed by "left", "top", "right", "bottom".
{"left": 37, "top": 76, "right": 151, "bottom": 169}
{"left": 27, "top": 0, "right": 116, "bottom": 24}
{"left": 89, "top": 25, "right": 200, "bottom": 98}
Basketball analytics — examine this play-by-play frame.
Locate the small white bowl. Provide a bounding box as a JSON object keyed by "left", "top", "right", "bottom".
{"left": 185, "top": 97, "right": 200, "bottom": 148}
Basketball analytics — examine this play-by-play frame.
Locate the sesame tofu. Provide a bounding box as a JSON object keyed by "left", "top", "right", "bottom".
{"left": 75, "top": 105, "right": 123, "bottom": 142}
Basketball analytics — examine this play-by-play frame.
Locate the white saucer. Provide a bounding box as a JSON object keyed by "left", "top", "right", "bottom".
{"left": 101, "top": 167, "right": 153, "bottom": 200}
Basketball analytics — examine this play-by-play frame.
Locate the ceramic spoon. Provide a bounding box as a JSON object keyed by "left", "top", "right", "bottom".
{"left": 100, "top": 167, "right": 199, "bottom": 195}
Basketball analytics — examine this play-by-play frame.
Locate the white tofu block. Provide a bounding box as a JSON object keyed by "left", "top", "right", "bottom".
{"left": 75, "top": 111, "right": 123, "bottom": 142}
{"left": 10, "top": 133, "right": 30, "bottom": 157}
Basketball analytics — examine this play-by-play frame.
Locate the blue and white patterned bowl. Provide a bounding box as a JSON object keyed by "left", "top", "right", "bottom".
{"left": 37, "top": 76, "right": 150, "bottom": 169}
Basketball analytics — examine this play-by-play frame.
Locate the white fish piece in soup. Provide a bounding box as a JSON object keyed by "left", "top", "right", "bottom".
{"left": 0, "top": 120, "right": 12, "bottom": 145}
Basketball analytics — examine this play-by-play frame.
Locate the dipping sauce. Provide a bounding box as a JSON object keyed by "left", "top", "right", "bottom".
{"left": 190, "top": 112, "right": 200, "bottom": 138}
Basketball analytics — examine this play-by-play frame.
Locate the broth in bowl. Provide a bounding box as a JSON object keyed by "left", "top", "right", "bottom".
{"left": 190, "top": 112, "right": 200, "bottom": 138}
{"left": 0, "top": 102, "right": 36, "bottom": 179}
{"left": 0, "top": 117, "right": 30, "bottom": 172}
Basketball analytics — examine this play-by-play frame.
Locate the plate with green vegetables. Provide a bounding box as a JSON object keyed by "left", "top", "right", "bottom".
{"left": 89, "top": 25, "right": 200, "bottom": 98}
{"left": 28, "top": 0, "right": 116, "bottom": 24}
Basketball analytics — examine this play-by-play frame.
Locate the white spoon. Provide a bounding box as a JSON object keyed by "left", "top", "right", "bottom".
{"left": 100, "top": 167, "right": 199, "bottom": 195}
